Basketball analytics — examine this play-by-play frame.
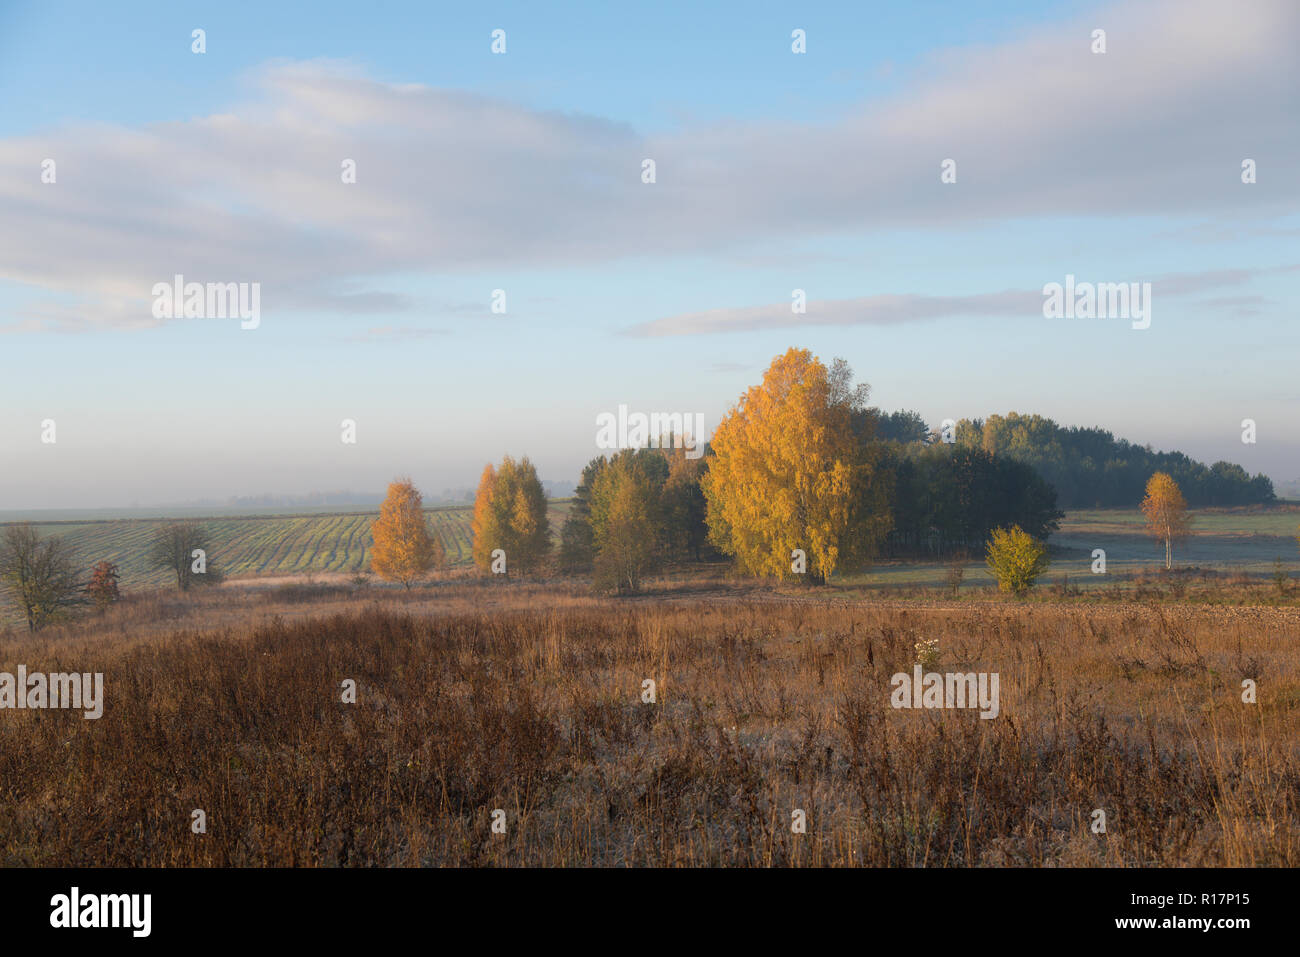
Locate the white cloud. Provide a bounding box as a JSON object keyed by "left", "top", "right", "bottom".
{"left": 0, "top": 0, "right": 1295, "bottom": 330}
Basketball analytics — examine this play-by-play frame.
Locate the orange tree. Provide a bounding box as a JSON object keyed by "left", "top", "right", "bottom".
{"left": 86, "top": 560, "right": 121, "bottom": 607}
{"left": 369, "top": 478, "right": 444, "bottom": 588}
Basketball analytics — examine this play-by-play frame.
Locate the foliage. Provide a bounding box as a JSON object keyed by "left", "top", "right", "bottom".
{"left": 562, "top": 445, "right": 715, "bottom": 577}
{"left": 370, "top": 479, "right": 444, "bottom": 588}
{"left": 914, "top": 638, "right": 940, "bottom": 669}
{"left": 703, "top": 349, "right": 891, "bottom": 583}
{"left": 470, "top": 456, "right": 551, "bottom": 575}
{"left": 985, "top": 525, "right": 1050, "bottom": 596}
{"left": 874, "top": 409, "right": 934, "bottom": 445}
{"left": 590, "top": 452, "right": 663, "bottom": 594}
{"left": 882, "top": 443, "right": 1062, "bottom": 556}
{"left": 558, "top": 457, "right": 606, "bottom": 572}
{"left": 954, "top": 412, "right": 1273, "bottom": 508}
{"left": 659, "top": 445, "right": 714, "bottom": 562}
{"left": 1141, "top": 471, "right": 1192, "bottom": 570}
{"left": 86, "top": 560, "right": 121, "bottom": 607}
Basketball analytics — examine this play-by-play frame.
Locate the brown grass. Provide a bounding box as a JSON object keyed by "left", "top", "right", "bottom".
{"left": 1, "top": 582, "right": 1298, "bottom": 866}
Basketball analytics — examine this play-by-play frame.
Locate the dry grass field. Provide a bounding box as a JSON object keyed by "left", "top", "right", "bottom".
{"left": 2, "top": 579, "right": 1297, "bottom": 867}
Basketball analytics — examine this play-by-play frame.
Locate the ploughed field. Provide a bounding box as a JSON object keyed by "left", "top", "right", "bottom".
{"left": 2, "top": 583, "right": 1297, "bottom": 866}
{"left": 0, "top": 502, "right": 568, "bottom": 589}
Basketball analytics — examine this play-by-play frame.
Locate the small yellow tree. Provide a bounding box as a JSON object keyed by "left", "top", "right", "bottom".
{"left": 590, "top": 452, "right": 661, "bottom": 594}
{"left": 470, "top": 464, "right": 499, "bottom": 572}
{"left": 370, "top": 478, "right": 443, "bottom": 588}
{"left": 1141, "top": 472, "right": 1191, "bottom": 569}
{"left": 985, "top": 525, "right": 1049, "bottom": 596}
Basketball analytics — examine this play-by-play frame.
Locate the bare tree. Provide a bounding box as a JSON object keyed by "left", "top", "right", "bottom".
{"left": 150, "top": 522, "right": 220, "bottom": 590}
{"left": 0, "top": 524, "right": 83, "bottom": 631}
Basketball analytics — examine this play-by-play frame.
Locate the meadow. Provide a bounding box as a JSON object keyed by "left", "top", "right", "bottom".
{"left": 844, "top": 504, "right": 1300, "bottom": 593}
{"left": 1, "top": 580, "right": 1297, "bottom": 867}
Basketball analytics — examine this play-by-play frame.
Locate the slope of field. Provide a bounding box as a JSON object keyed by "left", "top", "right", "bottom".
{"left": 3, "top": 502, "right": 571, "bottom": 589}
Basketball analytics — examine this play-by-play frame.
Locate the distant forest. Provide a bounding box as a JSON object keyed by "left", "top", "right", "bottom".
{"left": 876, "top": 410, "right": 1275, "bottom": 509}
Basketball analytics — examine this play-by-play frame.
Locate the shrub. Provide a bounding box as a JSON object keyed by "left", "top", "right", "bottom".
{"left": 86, "top": 560, "right": 121, "bottom": 608}
{"left": 985, "top": 525, "right": 1049, "bottom": 597}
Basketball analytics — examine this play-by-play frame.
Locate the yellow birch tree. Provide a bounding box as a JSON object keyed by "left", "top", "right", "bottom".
{"left": 369, "top": 478, "right": 444, "bottom": 588}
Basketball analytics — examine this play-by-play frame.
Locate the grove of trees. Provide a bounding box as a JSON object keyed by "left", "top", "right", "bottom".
{"left": 6, "top": 349, "right": 1276, "bottom": 619}
{"left": 951, "top": 412, "right": 1273, "bottom": 508}
{"left": 880, "top": 443, "right": 1062, "bottom": 557}
{"left": 559, "top": 446, "right": 713, "bottom": 592}
{"left": 589, "top": 451, "right": 664, "bottom": 594}
{"left": 548, "top": 350, "right": 1079, "bottom": 589}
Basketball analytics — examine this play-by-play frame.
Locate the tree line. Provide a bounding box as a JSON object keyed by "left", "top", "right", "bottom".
{"left": 948, "top": 412, "right": 1273, "bottom": 508}
{"left": 1, "top": 347, "right": 1280, "bottom": 621}
{"left": 550, "top": 349, "right": 1062, "bottom": 587}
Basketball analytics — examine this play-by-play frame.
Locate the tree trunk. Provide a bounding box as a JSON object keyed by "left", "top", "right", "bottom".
{"left": 1165, "top": 537, "right": 1172, "bottom": 569}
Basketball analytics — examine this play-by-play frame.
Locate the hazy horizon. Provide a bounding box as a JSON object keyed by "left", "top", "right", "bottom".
{"left": 0, "top": 406, "right": 1291, "bottom": 513}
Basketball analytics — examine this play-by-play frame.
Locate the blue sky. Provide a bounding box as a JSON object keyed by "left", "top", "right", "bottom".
{"left": 0, "top": 0, "right": 1296, "bottom": 508}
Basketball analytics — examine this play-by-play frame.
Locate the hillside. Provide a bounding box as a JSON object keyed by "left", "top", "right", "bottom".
{"left": 1, "top": 502, "right": 572, "bottom": 589}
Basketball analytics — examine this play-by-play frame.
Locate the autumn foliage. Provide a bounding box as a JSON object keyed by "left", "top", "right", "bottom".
{"left": 471, "top": 456, "right": 551, "bottom": 575}
{"left": 369, "top": 479, "right": 444, "bottom": 588}
{"left": 702, "top": 348, "right": 890, "bottom": 583}
{"left": 86, "top": 560, "right": 121, "bottom": 607}
{"left": 1141, "top": 471, "right": 1192, "bottom": 569}
{"left": 985, "top": 525, "right": 1049, "bottom": 596}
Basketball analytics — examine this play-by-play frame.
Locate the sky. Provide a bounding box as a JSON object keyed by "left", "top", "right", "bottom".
{"left": 0, "top": 0, "right": 1296, "bottom": 508}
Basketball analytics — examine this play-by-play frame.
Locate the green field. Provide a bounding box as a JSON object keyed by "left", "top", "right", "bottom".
{"left": 1, "top": 502, "right": 571, "bottom": 590}
{"left": 852, "top": 504, "right": 1300, "bottom": 590}
{"left": 1054, "top": 505, "right": 1300, "bottom": 571}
